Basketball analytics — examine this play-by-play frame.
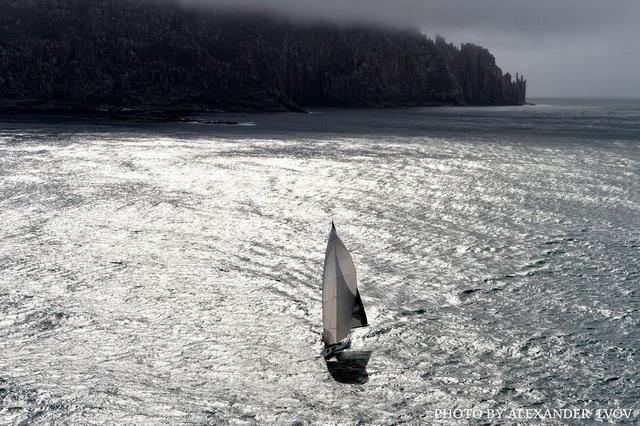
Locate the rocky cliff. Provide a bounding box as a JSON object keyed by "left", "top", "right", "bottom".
{"left": 0, "top": 0, "right": 526, "bottom": 112}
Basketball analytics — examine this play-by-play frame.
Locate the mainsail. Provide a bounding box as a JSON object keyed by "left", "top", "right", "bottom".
{"left": 322, "top": 223, "right": 368, "bottom": 346}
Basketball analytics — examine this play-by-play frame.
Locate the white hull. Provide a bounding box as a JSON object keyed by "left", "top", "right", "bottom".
{"left": 321, "top": 339, "right": 350, "bottom": 359}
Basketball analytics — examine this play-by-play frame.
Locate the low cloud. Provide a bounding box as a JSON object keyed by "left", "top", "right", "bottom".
{"left": 177, "top": 0, "right": 640, "bottom": 98}
{"left": 178, "top": 0, "right": 639, "bottom": 37}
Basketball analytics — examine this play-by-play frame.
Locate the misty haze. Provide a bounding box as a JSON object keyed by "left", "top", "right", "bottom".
{"left": 180, "top": 0, "right": 640, "bottom": 98}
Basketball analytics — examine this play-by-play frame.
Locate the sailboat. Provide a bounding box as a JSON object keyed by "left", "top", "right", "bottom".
{"left": 321, "top": 222, "right": 368, "bottom": 360}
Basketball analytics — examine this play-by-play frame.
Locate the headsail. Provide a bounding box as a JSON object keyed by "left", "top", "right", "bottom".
{"left": 322, "top": 223, "right": 367, "bottom": 345}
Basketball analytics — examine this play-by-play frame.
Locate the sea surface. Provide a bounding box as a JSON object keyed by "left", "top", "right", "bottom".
{"left": 1, "top": 98, "right": 639, "bottom": 425}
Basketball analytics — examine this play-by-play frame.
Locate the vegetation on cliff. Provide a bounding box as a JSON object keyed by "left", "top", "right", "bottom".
{"left": 0, "top": 0, "right": 526, "bottom": 111}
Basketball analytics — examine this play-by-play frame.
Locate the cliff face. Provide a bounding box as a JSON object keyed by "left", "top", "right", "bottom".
{"left": 0, "top": 0, "right": 526, "bottom": 111}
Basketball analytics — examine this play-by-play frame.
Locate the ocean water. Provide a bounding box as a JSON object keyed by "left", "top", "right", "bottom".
{"left": 1, "top": 98, "right": 639, "bottom": 425}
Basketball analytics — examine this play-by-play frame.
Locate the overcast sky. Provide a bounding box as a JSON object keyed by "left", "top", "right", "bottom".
{"left": 180, "top": 0, "right": 640, "bottom": 99}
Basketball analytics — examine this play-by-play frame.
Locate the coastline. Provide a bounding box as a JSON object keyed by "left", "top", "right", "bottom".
{"left": 0, "top": 99, "right": 529, "bottom": 117}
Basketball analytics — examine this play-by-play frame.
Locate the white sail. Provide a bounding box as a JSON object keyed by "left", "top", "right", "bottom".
{"left": 322, "top": 223, "right": 364, "bottom": 345}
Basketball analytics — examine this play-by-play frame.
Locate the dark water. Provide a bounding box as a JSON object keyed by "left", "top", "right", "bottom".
{"left": 1, "top": 99, "right": 639, "bottom": 424}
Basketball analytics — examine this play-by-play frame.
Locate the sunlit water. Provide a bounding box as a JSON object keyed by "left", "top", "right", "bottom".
{"left": 1, "top": 99, "right": 639, "bottom": 424}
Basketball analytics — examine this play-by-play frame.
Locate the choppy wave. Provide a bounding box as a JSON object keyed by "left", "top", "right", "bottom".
{"left": 1, "top": 100, "right": 639, "bottom": 424}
